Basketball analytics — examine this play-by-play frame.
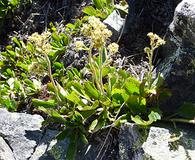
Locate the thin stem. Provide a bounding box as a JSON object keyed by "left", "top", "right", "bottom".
{"left": 43, "top": 52, "right": 61, "bottom": 104}
{"left": 88, "top": 45, "right": 102, "bottom": 93}
{"left": 98, "top": 47, "right": 104, "bottom": 94}
{"left": 147, "top": 48, "right": 154, "bottom": 89}
{"left": 163, "top": 118, "right": 195, "bottom": 124}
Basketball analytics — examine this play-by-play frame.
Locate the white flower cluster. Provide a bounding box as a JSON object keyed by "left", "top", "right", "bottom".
{"left": 81, "top": 16, "right": 112, "bottom": 48}
{"left": 28, "top": 31, "right": 51, "bottom": 53}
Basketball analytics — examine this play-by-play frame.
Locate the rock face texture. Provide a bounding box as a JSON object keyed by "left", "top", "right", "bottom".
{"left": 119, "top": 123, "right": 195, "bottom": 160}
{"left": 123, "top": 0, "right": 181, "bottom": 54}
{"left": 0, "top": 109, "right": 68, "bottom": 160}
{"left": 104, "top": 10, "right": 125, "bottom": 41}
{"left": 0, "top": 137, "right": 15, "bottom": 160}
{"left": 158, "top": 0, "right": 195, "bottom": 114}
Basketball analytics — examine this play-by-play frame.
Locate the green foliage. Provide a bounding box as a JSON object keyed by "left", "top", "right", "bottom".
{"left": 0, "top": 0, "right": 20, "bottom": 19}
{"left": 0, "top": 15, "right": 166, "bottom": 159}
{"left": 177, "top": 102, "right": 195, "bottom": 119}
{"left": 30, "top": 17, "right": 164, "bottom": 159}
{"left": 0, "top": 37, "right": 42, "bottom": 111}
{"left": 0, "top": 29, "right": 70, "bottom": 111}
{"left": 83, "top": 0, "right": 115, "bottom": 19}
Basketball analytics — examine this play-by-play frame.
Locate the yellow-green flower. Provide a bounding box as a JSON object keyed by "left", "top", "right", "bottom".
{"left": 108, "top": 43, "right": 119, "bottom": 54}
{"left": 28, "top": 31, "right": 51, "bottom": 53}
{"left": 75, "top": 41, "right": 86, "bottom": 51}
{"left": 81, "top": 16, "right": 112, "bottom": 48}
{"left": 147, "top": 32, "right": 166, "bottom": 49}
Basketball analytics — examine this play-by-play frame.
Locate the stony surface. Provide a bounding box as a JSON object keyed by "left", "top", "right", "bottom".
{"left": 30, "top": 129, "right": 68, "bottom": 160}
{"left": 0, "top": 109, "right": 68, "bottom": 160}
{"left": 0, "top": 108, "right": 44, "bottom": 160}
{"left": 0, "top": 137, "right": 15, "bottom": 160}
{"left": 104, "top": 10, "right": 125, "bottom": 41}
{"left": 119, "top": 123, "right": 195, "bottom": 160}
{"left": 122, "top": 0, "right": 181, "bottom": 55}
{"left": 1, "top": 109, "right": 195, "bottom": 160}
{"left": 157, "top": 0, "right": 195, "bottom": 114}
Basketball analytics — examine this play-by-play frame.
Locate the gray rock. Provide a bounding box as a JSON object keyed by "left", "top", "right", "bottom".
{"left": 0, "top": 108, "right": 44, "bottom": 160}
{"left": 119, "top": 123, "right": 144, "bottom": 160}
{"left": 30, "top": 129, "right": 68, "bottom": 160}
{"left": 119, "top": 123, "right": 195, "bottom": 160}
{"left": 0, "top": 137, "right": 15, "bottom": 160}
{"left": 103, "top": 10, "right": 125, "bottom": 41}
{"left": 0, "top": 109, "right": 68, "bottom": 160}
{"left": 157, "top": 0, "right": 195, "bottom": 114}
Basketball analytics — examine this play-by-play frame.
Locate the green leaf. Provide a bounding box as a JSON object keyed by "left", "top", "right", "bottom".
{"left": 3, "top": 99, "right": 17, "bottom": 111}
{"left": 118, "top": 69, "right": 129, "bottom": 79}
{"left": 148, "top": 111, "right": 161, "bottom": 122}
{"left": 72, "top": 68, "right": 80, "bottom": 78}
{"left": 84, "top": 82, "right": 100, "bottom": 100}
{"left": 32, "top": 99, "right": 57, "bottom": 108}
{"left": 50, "top": 110, "right": 67, "bottom": 124}
{"left": 114, "top": 114, "right": 127, "bottom": 127}
{"left": 7, "top": 50, "right": 16, "bottom": 57}
{"left": 56, "top": 129, "right": 70, "bottom": 140}
{"left": 83, "top": 6, "right": 97, "bottom": 16}
{"left": 96, "top": 9, "right": 108, "bottom": 19}
{"left": 66, "top": 91, "right": 86, "bottom": 107}
{"left": 53, "top": 62, "right": 63, "bottom": 69}
{"left": 92, "top": 0, "right": 103, "bottom": 9}
{"left": 66, "top": 132, "right": 78, "bottom": 160}
{"left": 6, "top": 68, "right": 14, "bottom": 77}
{"left": 177, "top": 102, "right": 195, "bottom": 119}
{"left": 89, "top": 119, "right": 98, "bottom": 132}
{"left": 67, "top": 70, "right": 74, "bottom": 80}
{"left": 80, "top": 110, "right": 96, "bottom": 119}
{"left": 80, "top": 133, "right": 88, "bottom": 144}
{"left": 52, "top": 32, "right": 60, "bottom": 42}
{"left": 61, "top": 33, "right": 70, "bottom": 46}
{"left": 131, "top": 115, "right": 152, "bottom": 126}
{"left": 66, "top": 23, "right": 75, "bottom": 29}
{"left": 16, "top": 62, "right": 28, "bottom": 71}
{"left": 124, "top": 77, "right": 140, "bottom": 94}
{"left": 93, "top": 116, "right": 106, "bottom": 132}
{"left": 12, "top": 37, "right": 21, "bottom": 48}
{"left": 132, "top": 111, "right": 161, "bottom": 126}
{"left": 99, "top": 95, "right": 111, "bottom": 106}
{"left": 112, "top": 88, "right": 128, "bottom": 102}
{"left": 9, "top": 0, "right": 20, "bottom": 6}
{"left": 56, "top": 82, "right": 68, "bottom": 100}
{"left": 102, "top": 66, "right": 115, "bottom": 77}
{"left": 153, "top": 73, "right": 164, "bottom": 88}
{"left": 71, "top": 81, "right": 85, "bottom": 95}
{"left": 73, "top": 111, "right": 83, "bottom": 121}
{"left": 126, "top": 95, "right": 146, "bottom": 114}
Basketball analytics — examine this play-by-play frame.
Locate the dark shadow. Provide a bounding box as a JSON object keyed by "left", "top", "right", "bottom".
{"left": 25, "top": 129, "right": 68, "bottom": 160}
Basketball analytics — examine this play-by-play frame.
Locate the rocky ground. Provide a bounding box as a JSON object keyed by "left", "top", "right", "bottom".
{"left": 0, "top": 108, "right": 195, "bottom": 160}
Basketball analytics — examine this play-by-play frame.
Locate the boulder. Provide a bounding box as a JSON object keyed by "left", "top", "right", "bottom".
{"left": 103, "top": 10, "right": 125, "bottom": 41}
{"left": 157, "top": 0, "right": 195, "bottom": 114}
{"left": 122, "top": 0, "right": 181, "bottom": 54}
{"left": 0, "top": 109, "right": 68, "bottom": 160}
{"left": 30, "top": 129, "right": 68, "bottom": 160}
{"left": 0, "top": 108, "right": 44, "bottom": 160}
{"left": 0, "top": 137, "right": 15, "bottom": 160}
{"left": 119, "top": 123, "right": 195, "bottom": 160}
